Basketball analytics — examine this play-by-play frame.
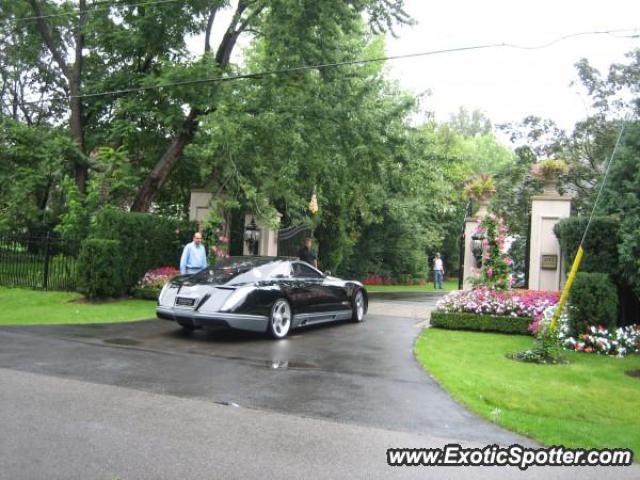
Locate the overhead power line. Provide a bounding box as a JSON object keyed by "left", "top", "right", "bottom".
{"left": 64, "top": 28, "right": 640, "bottom": 99}
{"left": 7, "top": 28, "right": 640, "bottom": 107}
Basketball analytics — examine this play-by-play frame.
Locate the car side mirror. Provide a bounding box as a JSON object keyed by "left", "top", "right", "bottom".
{"left": 324, "top": 270, "right": 332, "bottom": 277}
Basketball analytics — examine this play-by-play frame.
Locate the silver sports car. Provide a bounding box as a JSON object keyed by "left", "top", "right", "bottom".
{"left": 156, "top": 256, "right": 368, "bottom": 339}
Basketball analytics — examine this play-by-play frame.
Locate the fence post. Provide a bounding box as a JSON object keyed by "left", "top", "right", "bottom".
{"left": 458, "top": 233, "right": 465, "bottom": 290}
{"left": 458, "top": 200, "right": 471, "bottom": 291}
{"left": 43, "top": 232, "right": 51, "bottom": 291}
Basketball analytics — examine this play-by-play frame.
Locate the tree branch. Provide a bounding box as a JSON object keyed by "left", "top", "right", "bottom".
{"left": 17, "top": 76, "right": 34, "bottom": 125}
{"left": 131, "top": 0, "right": 267, "bottom": 211}
{"left": 204, "top": 6, "right": 218, "bottom": 54}
{"left": 214, "top": 0, "right": 265, "bottom": 66}
{"left": 26, "top": 0, "right": 71, "bottom": 79}
{"left": 236, "top": 2, "right": 264, "bottom": 34}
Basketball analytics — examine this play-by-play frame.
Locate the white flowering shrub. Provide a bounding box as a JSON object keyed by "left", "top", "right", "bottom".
{"left": 543, "top": 305, "right": 640, "bottom": 357}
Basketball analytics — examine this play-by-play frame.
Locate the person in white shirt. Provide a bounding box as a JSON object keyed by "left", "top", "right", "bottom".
{"left": 180, "top": 232, "right": 207, "bottom": 274}
{"left": 433, "top": 252, "right": 444, "bottom": 289}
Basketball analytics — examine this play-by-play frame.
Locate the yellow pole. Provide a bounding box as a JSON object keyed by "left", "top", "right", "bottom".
{"left": 550, "top": 245, "right": 584, "bottom": 331}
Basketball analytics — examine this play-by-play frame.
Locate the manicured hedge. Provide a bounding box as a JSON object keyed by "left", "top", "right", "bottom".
{"left": 554, "top": 214, "right": 640, "bottom": 326}
{"left": 91, "top": 208, "right": 196, "bottom": 291}
{"left": 568, "top": 272, "right": 618, "bottom": 336}
{"left": 554, "top": 216, "right": 620, "bottom": 275}
{"left": 430, "top": 312, "right": 532, "bottom": 335}
{"left": 77, "top": 239, "right": 126, "bottom": 298}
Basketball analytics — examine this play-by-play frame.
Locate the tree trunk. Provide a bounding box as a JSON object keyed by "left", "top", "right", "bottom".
{"left": 69, "top": 82, "right": 87, "bottom": 192}
{"left": 131, "top": 1, "right": 261, "bottom": 212}
{"left": 28, "top": 0, "right": 87, "bottom": 193}
{"left": 130, "top": 109, "right": 199, "bottom": 212}
{"left": 71, "top": 0, "right": 87, "bottom": 193}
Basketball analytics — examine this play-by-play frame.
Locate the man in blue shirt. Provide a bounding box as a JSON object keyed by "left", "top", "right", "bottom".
{"left": 180, "top": 232, "right": 207, "bottom": 274}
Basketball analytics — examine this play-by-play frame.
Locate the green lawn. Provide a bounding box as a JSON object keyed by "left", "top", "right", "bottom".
{"left": 0, "top": 287, "right": 156, "bottom": 325}
{"left": 415, "top": 328, "right": 640, "bottom": 454}
{"left": 366, "top": 280, "right": 458, "bottom": 293}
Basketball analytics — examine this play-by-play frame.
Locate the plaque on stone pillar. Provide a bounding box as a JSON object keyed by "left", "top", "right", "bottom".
{"left": 540, "top": 254, "right": 558, "bottom": 270}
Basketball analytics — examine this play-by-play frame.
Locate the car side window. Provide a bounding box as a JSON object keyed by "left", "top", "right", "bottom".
{"left": 269, "top": 262, "right": 292, "bottom": 279}
{"left": 292, "top": 263, "right": 323, "bottom": 279}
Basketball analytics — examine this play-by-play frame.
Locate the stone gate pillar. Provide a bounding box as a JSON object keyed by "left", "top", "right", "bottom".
{"left": 188, "top": 190, "right": 213, "bottom": 227}
{"left": 528, "top": 190, "right": 572, "bottom": 291}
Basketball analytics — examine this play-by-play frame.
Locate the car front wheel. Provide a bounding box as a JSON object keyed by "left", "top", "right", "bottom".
{"left": 268, "top": 298, "right": 292, "bottom": 339}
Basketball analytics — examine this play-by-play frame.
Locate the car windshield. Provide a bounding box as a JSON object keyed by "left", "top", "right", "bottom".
{"left": 187, "top": 257, "right": 290, "bottom": 285}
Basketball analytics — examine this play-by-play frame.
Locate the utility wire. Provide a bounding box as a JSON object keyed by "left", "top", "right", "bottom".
{"left": 8, "top": 0, "right": 183, "bottom": 23}
{"left": 60, "top": 29, "right": 640, "bottom": 100}
{"left": 579, "top": 114, "right": 630, "bottom": 245}
{"left": 509, "top": 29, "right": 639, "bottom": 49}
{"left": 74, "top": 42, "right": 509, "bottom": 99}
{"left": 549, "top": 114, "right": 633, "bottom": 331}
{"left": 5, "top": 28, "right": 638, "bottom": 108}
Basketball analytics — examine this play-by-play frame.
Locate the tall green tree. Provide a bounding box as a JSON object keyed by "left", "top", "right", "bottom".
{"left": 189, "top": 21, "right": 421, "bottom": 272}
{"left": 0, "top": 0, "right": 412, "bottom": 240}
{"left": 2, "top": 0, "right": 410, "bottom": 211}
{"left": 0, "top": 119, "right": 82, "bottom": 234}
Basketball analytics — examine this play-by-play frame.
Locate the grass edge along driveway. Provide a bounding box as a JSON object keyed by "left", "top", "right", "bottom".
{"left": 0, "top": 287, "right": 155, "bottom": 326}
{"left": 415, "top": 328, "right": 640, "bottom": 456}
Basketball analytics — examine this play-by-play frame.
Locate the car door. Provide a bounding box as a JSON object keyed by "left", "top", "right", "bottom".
{"left": 289, "top": 262, "right": 327, "bottom": 314}
{"left": 320, "top": 274, "right": 351, "bottom": 314}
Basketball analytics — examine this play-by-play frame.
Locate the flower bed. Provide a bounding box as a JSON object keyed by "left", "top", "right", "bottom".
{"left": 362, "top": 275, "right": 426, "bottom": 286}
{"left": 558, "top": 316, "right": 640, "bottom": 357}
{"left": 561, "top": 325, "right": 640, "bottom": 356}
{"left": 131, "top": 266, "right": 180, "bottom": 300}
{"left": 362, "top": 275, "right": 394, "bottom": 285}
{"left": 532, "top": 305, "right": 640, "bottom": 357}
{"left": 436, "top": 288, "right": 559, "bottom": 320}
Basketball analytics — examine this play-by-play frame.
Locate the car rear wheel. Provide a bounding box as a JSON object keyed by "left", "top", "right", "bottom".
{"left": 351, "top": 290, "right": 366, "bottom": 322}
{"left": 268, "top": 299, "right": 292, "bottom": 339}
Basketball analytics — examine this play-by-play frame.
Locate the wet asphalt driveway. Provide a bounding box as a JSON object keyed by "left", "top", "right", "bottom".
{"left": 0, "top": 292, "right": 521, "bottom": 444}
{"left": 4, "top": 293, "right": 640, "bottom": 479}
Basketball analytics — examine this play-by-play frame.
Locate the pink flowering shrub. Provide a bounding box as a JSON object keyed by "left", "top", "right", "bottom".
{"left": 210, "top": 232, "right": 230, "bottom": 261}
{"left": 202, "top": 208, "right": 230, "bottom": 264}
{"left": 207, "top": 226, "right": 230, "bottom": 263}
{"left": 138, "top": 266, "right": 180, "bottom": 290}
{"left": 437, "top": 287, "right": 559, "bottom": 320}
{"left": 470, "top": 214, "right": 512, "bottom": 290}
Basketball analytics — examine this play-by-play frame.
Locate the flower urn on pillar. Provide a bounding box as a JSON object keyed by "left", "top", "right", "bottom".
{"left": 530, "top": 159, "right": 568, "bottom": 195}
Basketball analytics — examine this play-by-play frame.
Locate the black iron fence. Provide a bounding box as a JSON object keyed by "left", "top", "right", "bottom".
{"left": 277, "top": 225, "right": 310, "bottom": 258}
{"left": 0, "top": 234, "right": 79, "bottom": 291}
